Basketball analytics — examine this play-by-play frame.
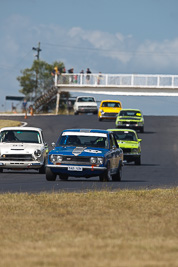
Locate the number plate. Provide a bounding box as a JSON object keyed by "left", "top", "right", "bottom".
{"left": 68, "top": 166, "right": 83, "bottom": 171}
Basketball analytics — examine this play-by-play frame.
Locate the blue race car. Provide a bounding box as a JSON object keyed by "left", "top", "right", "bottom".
{"left": 46, "top": 129, "right": 123, "bottom": 182}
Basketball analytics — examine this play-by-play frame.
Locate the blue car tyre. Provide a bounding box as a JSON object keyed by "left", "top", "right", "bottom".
{"left": 112, "top": 163, "right": 122, "bottom": 181}
{"left": 99, "top": 162, "right": 111, "bottom": 182}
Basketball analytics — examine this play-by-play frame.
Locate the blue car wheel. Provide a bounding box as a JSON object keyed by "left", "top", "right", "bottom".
{"left": 99, "top": 162, "right": 111, "bottom": 182}
{"left": 112, "top": 164, "right": 122, "bottom": 181}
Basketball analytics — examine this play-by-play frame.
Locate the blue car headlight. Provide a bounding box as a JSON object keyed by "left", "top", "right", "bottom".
{"left": 90, "top": 157, "right": 97, "bottom": 164}
{"left": 50, "top": 154, "right": 63, "bottom": 162}
{"left": 90, "top": 157, "right": 104, "bottom": 165}
{"left": 97, "top": 157, "right": 104, "bottom": 165}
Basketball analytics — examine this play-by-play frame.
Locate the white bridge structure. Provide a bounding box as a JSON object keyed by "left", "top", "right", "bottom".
{"left": 53, "top": 73, "right": 178, "bottom": 114}
{"left": 55, "top": 73, "right": 178, "bottom": 96}
{"left": 34, "top": 73, "right": 178, "bottom": 114}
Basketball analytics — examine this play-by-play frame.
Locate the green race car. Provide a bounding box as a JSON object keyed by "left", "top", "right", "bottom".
{"left": 108, "top": 129, "right": 142, "bottom": 165}
{"left": 115, "top": 109, "right": 144, "bottom": 133}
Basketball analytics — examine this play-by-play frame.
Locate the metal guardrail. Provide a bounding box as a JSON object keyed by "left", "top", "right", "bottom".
{"left": 55, "top": 73, "right": 178, "bottom": 88}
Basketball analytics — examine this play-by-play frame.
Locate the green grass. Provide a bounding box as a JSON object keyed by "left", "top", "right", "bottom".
{"left": 0, "top": 189, "right": 177, "bottom": 267}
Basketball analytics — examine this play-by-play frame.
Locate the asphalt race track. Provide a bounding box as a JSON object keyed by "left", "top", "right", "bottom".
{"left": 0, "top": 114, "right": 178, "bottom": 193}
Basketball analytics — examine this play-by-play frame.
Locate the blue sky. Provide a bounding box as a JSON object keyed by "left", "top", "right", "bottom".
{"left": 1, "top": 0, "right": 178, "bottom": 110}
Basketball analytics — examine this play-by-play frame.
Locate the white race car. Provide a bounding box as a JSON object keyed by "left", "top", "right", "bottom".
{"left": 73, "top": 96, "right": 98, "bottom": 115}
{"left": 0, "top": 127, "right": 48, "bottom": 173}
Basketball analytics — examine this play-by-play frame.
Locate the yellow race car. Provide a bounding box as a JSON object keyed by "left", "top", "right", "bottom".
{"left": 98, "top": 100, "right": 122, "bottom": 121}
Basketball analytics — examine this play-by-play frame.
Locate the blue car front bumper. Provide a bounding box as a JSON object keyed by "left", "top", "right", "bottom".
{"left": 46, "top": 164, "right": 106, "bottom": 177}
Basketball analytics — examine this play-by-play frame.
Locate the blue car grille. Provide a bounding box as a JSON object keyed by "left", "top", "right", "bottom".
{"left": 62, "top": 156, "right": 91, "bottom": 165}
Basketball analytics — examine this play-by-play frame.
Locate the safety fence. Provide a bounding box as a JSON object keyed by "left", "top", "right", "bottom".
{"left": 55, "top": 73, "right": 178, "bottom": 88}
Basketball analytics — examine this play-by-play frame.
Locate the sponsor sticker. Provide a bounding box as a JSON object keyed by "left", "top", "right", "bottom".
{"left": 84, "top": 149, "right": 102, "bottom": 154}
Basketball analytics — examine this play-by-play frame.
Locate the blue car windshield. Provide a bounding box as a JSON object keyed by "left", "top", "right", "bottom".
{"left": 56, "top": 134, "right": 108, "bottom": 148}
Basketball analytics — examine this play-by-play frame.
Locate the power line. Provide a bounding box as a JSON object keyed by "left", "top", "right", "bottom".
{"left": 42, "top": 42, "right": 178, "bottom": 56}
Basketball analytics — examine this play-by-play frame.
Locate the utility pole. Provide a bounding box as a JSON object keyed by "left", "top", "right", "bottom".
{"left": 32, "top": 42, "right": 42, "bottom": 60}
{"left": 32, "top": 42, "right": 42, "bottom": 98}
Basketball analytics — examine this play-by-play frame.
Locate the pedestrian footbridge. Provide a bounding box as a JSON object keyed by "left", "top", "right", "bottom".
{"left": 55, "top": 73, "right": 178, "bottom": 96}
{"left": 34, "top": 73, "right": 178, "bottom": 114}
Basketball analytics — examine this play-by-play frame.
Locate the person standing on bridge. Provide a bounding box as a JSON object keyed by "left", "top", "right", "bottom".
{"left": 68, "top": 68, "right": 74, "bottom": 83}
{"left": 86, "top": 68, "right": 91, "bottom": 84}
{"left": 97, "top": 72, "right": 102, "bottom": 85}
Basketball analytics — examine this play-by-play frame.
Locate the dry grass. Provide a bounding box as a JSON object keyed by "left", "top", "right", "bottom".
{"left": 0, "top": 120, "right": 21, "bottom": 128}
{"left": 0, "top": 189, "right": 177, "bottom": 267}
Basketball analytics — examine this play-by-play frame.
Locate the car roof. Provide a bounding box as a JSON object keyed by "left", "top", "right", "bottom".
{"left": 0, "top": 127, "right": 42, "bottom": 132}
{"left": 107, "top": 128, "right": 137, "bottom": 134}
{"left": 119, "top": 108, "right": 142, "bottom": 112}
{"left": 62, "top": 129, "right": 109, "bottom": 134}
{"left": 101, "top": 100, "right": 121, "bottom": 103}
{"left": 77, "top": 96, "right": 95, "bottom": 99}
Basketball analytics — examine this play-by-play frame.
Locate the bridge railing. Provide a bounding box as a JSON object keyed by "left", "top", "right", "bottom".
{"left": 55, "top": 73, "right": 178, "bottom": 88}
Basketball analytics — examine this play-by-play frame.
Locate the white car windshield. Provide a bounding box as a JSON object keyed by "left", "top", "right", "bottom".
{"left": 78, "top": 97, "right": 95, "bottom": 102}
{"left": 0, "top": 130, "right": 42, "bottom": 143}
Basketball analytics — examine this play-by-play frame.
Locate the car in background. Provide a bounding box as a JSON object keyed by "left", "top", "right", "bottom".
{"left": 0, "top": 127, "right": 48, "bottom": 173}
{"left": 98, "top": 100, "right": 122, "bottom": 121}
{"left": 73, "top": 96, "right": 98, "bottom": 115}
{"left": 46, "top": 129, "right": 123, "bottom": 182}
{"left": 115, "top": 109, "right": 144, "bottom": 133}
{"left": 108, "top": 128, "right": 142, "bottom": 165}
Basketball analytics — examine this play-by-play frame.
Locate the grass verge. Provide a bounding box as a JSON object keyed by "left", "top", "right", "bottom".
{"left": 0, "top": 188, "right": 177, "bottom": 267}
{"left": 0, "top": 120, "right": 21, "bottom": 128}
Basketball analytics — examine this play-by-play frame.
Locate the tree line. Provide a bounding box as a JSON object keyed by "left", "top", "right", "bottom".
{"left": 17, "top": 60, "right": 65, "bottom": 99}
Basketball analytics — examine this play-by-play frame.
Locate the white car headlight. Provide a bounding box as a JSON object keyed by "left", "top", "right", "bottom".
{"left": 34, "top": 149, "right": 42, "bottom": 157}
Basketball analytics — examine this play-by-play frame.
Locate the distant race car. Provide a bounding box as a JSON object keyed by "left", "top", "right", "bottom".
{"left": 0, "top": 127, "right": 48, "bottom": 173}
{"left": 115, "top": 109, "right": 144, "bottom": 132}
{"left": 108, "top": 128, "right": 142, "bottom": 165}
{"left": 46, "top": 129, "right": 123, "bottom": 182}
{"left": 98, "top": 100, "right": 122, "bottom": 121}
{"left": 73, "top": 96, "right": 98, "bottom": 115}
